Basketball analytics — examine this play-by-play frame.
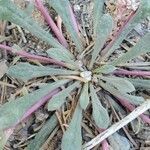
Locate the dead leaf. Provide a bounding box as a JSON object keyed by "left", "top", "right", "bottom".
{"left": 0, "top": 61, "right": 8, "bottom": 79}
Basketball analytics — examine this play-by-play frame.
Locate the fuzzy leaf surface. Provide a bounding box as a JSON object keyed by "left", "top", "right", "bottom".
{"left": 99, "top": 81, "right": 144, "bottom": 105}
{"left": 112, "top": 33, "right": 150, "bottom": 65}
{"left": 102, "top": 0, "right": 150, "bottom": 61}
{"left": 28, "top": 114, "right": 58, "bottom": 150}
{"left": 94, "top": 65, "right": 116, "bottom": 74}
{"left": 61, "top": 104, "right": 82, "bottom": 150}
{"left": 90, "top": 84, "right": 109, "bottom": 129}
{"left": 47, "top": 48, "right": 75, "bottom": 64}
{"left": 0, "top": 80, "right": 69, "bottom": 130}
{"left": 90, "top": 14, "right": 113, "bottom": 68}
{"left": 7, "top": 63, "right": 78, "bottom": 82}
{"left": 48, "top": 82, "right": 80, "bottom": 111}
{"left": 100, "top": 76, "right": 135, "bottom": 93}
{"left": 48, "top": 0, "right": 83, "bottom": 52}
{"left": 93, "top": 0, "right": 104, "bottom": 34}
{"left": 0, "top": 0, "right": 64, "bottom": 49}
{"left": 128, "top": 78, "right": 150, "bottom": 89}
{"left": 79, "top": 83, "right": 89, "bottom": 110}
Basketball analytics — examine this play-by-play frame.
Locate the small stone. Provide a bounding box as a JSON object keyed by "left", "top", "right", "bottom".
{"left": 74, "top": 5, "right": 81, "bottom": 12}
{"left": 80, "top": 71, "right": 92, "bottom": 81}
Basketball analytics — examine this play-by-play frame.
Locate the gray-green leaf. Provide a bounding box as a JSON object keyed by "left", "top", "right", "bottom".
{"left": 90, "top": 14, "right": 113, "bottom": 68}
{"left": 47, "top": 0, "right": 83, "bottom": 52}
{"left": 99, "top": 80, "right": 144, "bottom": 105}
{"left": 47, "top": 48, "right": 75, "bottom": 64}
{"left": 100, "top": 76, "right": 135, "bottom": 93}
{"left": 48, "top": 82, "right": 80, "bottom": 111}
{"left": 112, "top": 33, "right": 150, "bottom": 65}
{"left": 7, "top": 63, "right": 79, "bottom": 82}
{"left": 61, "top": 104, "right": 82, "bottom": 150}
{"left": 79, "top": 83, "right": 89, "bottom": 110}
{"left": 128, "top": 78, "right": 150, "bottom": 89}
{"left": 0, "top": 0, "right": 64, "bottom": 49}
{"left": 90, "top": 84, "right": 109, "bottom": 129}
{"left": 0, "top": 79, "right": 69, "bottom": 130}
{"left": 27, "top": 114, "right": 58, "bottom": 150}
{"left": 94, "top": 65, "right": 116, "bottom": 74}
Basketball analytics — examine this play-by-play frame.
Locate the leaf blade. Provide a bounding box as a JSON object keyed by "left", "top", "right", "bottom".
{"left": 61, "top": 104, "right": 82, "bottom": 150}
{"left": 7, "top": 63, "right": 79, "bottom": 82}
{"left": 90, "top": 84, "right": 110, "bottom": 129}
{"left": 79, "top": 83, "right": 89, "bottom": 110}
{"left": 0, "top": 79, "right": 69, "bottom": 130}
{"left": 48, "top": 81, "right": 80, "bottom": 111}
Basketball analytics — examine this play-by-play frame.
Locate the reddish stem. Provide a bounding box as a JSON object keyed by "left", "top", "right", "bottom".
{"left": 114, "top": 69, "right": 150, "bottom": 77}
{"left": 0, "top": 44, "right": 67, "bottom": 67}
{"left": 117, "top": 98, "right": 150, "bottom": 124}
{"left": 21, "top": 88, "right": 60, "bottom": 121}
{"left": 101, "top": 11, "right": 136, "bottom": 58}
{"left": 35, "top": 0, "right": 68, "bottom": 48}
{"left": 102, "top": 139, "right": 109, "bottom": 150}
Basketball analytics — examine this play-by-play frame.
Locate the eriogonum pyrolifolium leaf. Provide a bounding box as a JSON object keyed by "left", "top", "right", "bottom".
{"left": 90, "top": 84, "right": 110, "bottom": 129}
{"left": 61, "top": 104, "right": 82, "bottom": 150}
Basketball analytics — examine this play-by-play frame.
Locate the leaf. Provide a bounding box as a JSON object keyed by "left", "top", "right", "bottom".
{"left": 94, "top": 65, "right": 116, "bottom": 74}
{"left": 108, "top": 133, "right": 130, "bottom": 150}
{"left": 79, "top": 83, "right": 89, "bottom": 110}
{"left": 93, "top": 0, "right": 104, "bottom": 34}
{"left": 47, "top": 48, "right": 75, "bottom": 64}
{"left": 99, "top": 80, "right": 144, "bottom": 105}
{"left": 128, "top": 78, "right": 150, "bottom": 89}
{"left": 0, "top": 61, "right": 8, "bottom": 79}
{"left": 0, "top": 79, "right": 69, "bottom": 130}
{"left": 47, "top": 0, "right": 83, "bottom": 52}
{"left": 48, "top": 81, "right": 80, "bottom": 111}
{"left": 112, "top": 33, "right": 150, "bottom": 65}
{"left": 90, "top": 84, "right": 110, "bottom": 129}
{"left": 61, "top": 104, "right": 82, "bottom": 150}
{"left": 27, "top": 114, "right": 58, "bottom": 150}
{"left": 0, "top": 0, "right": 65, "bottom": 49}
{"left": 101, "top": 0, "right": 150, "bottom": 61}
{"left": 89, "top": 14, "right": 113, "bottom": 68}
{"left": 7, "top": 63, "right": 79, "bottom": 82}
{"left": 100, "top": 76, "right": 135, "bottom": 93}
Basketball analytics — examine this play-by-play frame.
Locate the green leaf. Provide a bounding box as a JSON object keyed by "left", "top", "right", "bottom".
{"left": 47, "top": 0, "right": 83, "bottom": 52}
{"left": 48, "top": 81, "right": 80, "bottom": 111}
{"left": 0, "top": 0, "right": 65, "bottom": 49}
{"left": 0, "top": 79, "right": 69, "bottom": 130}
{"left": 61, "top": 104, "right": 82, "bottom": 150}
{"left": 47, "top": 48, "right": 75, "bottom": 64}
{"left": 89, "top": 14, "right": 113, "bottom": 68}
{"left": 27, "top": 114, "right": 58, "bottom": 150}
{"left": 99, "top": 80, "right": 144, "bottom": 105}
{"left": 79, "top": 83, "right": 89, "bottom": 110}
{"left": 94, "top": 65, "right": 116, "bottom": 74}
{"left": 128, "top": 78, "right": 150, "bottom": 89}
{"left": 90, "top": 84, "right": 110, "bottom": 129}
{"left": 93, "top": 0, "right": 104, "bottom": 34}
{"left": 101, "top": 0, "right": 150, "bottom": 61}
{"left": 7, "top": 63, "right": 79, "bottom": 82}
{"left": 100, "top": 76, "right": 135, "bottom": 93}
{"left": 112, "top": 33, "right": 150, "bottom": 65}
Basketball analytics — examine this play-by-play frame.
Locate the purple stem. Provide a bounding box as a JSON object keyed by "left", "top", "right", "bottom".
{"left": 21, "top": 88, "right": 60, "bottom": 121}
{"left": 101, "top": 11, "right": 136, "bottom": 57}
{"left": 35, "top": 0, "right": 68, "bottom": 48}
{"left": 114, "top": 69, "right": 150, "bottom": 77}
{"left": 102, "top": 139, "right": 109, "bottom": 150}
{"left": 0, "top": 44, "right": 68, "bottom": 67}
{"left": 117, "top": 98, "right": 150, "bottom": 124}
